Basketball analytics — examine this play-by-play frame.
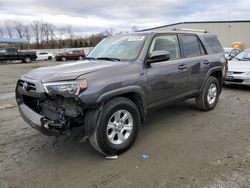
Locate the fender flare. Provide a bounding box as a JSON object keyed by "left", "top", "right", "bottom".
{"left": 84, "top": 86, "right": 147, "bottom": 136}
{"left": 199, "top": 66, "right": 223, "bottom": 93}
{"left": 97, "top": 85, "right": 147, "bottom": 116}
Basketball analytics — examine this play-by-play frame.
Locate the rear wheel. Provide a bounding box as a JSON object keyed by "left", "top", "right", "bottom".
{"left": 195, "top": 76, "right": 220, "bottom": 111}
{"left": 86, "top": 97, "right": 140, "bottom": 156}
{"left": 23, "top": 56, "right": 31, "bottom": 63}
{"left": 48, "top": 56, "right": 52, "bottom": 60}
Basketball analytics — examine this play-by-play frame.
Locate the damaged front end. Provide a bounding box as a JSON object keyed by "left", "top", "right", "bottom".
{"left": 16, "top": 79, "right": 88, "bottom": 136}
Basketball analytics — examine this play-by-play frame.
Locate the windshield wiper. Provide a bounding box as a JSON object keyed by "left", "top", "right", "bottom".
{"left": 242, "top": 58, "right": 250, "bottom": 61}
{"left": 235, "top": 57, "right": 242, "bottom": 61}
{"left": 96, "top": 57, "right": 120, "bottom": 61}
{"left": 85, "top": 57, "right": 96, "bottom": 60}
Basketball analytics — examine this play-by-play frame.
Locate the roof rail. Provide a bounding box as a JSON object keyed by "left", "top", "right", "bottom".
{"left": 172, "top": 28, "right": 208, "bottom": 33}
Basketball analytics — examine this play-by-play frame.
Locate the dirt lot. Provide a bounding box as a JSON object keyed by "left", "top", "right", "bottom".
{"left": 0, "top": 60, "right": 250, "bottom": 188}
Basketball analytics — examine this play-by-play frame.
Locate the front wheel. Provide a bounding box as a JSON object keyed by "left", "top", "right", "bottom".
{"left": 86, "top": 97, "right": 140, "bottom": 156}
{"left": 195, "top": 76, "right": 220, "bottom": 111}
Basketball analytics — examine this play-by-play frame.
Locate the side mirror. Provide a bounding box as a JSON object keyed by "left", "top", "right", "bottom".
{"left": 147, "top": 50, "right": 171, "bottom": 63}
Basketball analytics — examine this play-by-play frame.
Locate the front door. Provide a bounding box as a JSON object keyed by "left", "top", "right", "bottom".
{"left": 146, "top": 34, "right": 188, "bottom": 109}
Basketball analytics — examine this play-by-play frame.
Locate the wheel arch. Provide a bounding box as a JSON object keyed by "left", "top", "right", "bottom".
{"left": 200, "top": 67, "right": 223, "bottom": 94}
{"left": 97, "top": 86, "right": 147, "bottom": 124}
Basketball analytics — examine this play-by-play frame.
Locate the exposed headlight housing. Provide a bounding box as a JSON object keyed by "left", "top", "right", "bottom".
{"left": 43, "top": 80, "right": 87, "bottom": 96}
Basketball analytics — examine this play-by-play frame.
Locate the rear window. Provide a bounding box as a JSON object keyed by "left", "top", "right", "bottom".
{"left": 205, "top": 36, "right": 223, "bottom": 53}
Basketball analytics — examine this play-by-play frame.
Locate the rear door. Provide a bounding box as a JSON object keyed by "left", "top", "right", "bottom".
{"left": 179, "top": 34, "right": 209, "bottom": 93}
{"left": 146, "top": 34, "right": 188, "bottom": 108}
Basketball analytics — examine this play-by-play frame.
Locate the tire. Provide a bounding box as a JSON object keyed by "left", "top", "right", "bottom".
{"left": 86, "top": 97, "right": 140, "bottom": 156}
{"left": 48, "top": 56, "right": 52, "bottom": 60}
{"left": 62, "top": 57, "right": 66, "bottom": 61}
{"left": 195, "top": 76, "right": 220, "bottom": 111}
{"left": 23, "top": 56, "right": 31, "bottom": 63}
{"left": 79, "top": 56, "right": 83, "bottom": 60}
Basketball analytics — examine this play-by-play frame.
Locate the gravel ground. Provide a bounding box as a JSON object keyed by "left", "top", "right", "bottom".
{"left": 0, "top": 60, "right": 250, "bottom": 188}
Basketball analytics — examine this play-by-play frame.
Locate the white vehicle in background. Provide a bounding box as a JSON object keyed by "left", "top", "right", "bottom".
{"left": 36, "top": 52, "right": 54, "bottom": 61}
{"left": 224, "top": 47, "right": 241, "bottom": 60}
{"left": 225, "top": 49, "right": 250, "bottom": 86}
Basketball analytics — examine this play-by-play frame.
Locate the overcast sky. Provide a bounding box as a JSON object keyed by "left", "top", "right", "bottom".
{"left": 0, "top": 0, "right": 250, "bottom": 35}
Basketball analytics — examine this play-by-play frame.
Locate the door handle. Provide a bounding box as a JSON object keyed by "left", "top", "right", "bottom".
{"left": 203, "top": 60, "right": 210, "bottom": 65}
{"left": 178, "top": 64, "right": 187, "bottom": 70}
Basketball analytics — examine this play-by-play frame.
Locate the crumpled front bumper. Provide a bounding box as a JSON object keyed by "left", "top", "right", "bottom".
{"left": 18, "top": 103, "right": 62, "bottom": 136}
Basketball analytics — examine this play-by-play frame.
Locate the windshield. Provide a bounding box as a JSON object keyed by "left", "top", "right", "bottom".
{"left": 87, "top": 35, "right": 146, "bottom": 61}
{"left": 233, "top": 50, "right": 250, "bottom": 61}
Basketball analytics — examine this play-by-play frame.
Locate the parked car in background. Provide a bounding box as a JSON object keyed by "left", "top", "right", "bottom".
{"left": 0, "top": 48, "right": 37, "bottom": 63}
{"left": 224, "top": 47, "right": 241, "bottom": 60}
{"left": 55, "top": 50, "right": 85, "bottom": 61}
{"left": 36, "top": 52, "right": 53, "bottom": 61}
{"left": 225, "top": 49, "right": 250, "bottom": 85}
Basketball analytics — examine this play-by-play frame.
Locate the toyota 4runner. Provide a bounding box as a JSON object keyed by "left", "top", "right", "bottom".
{"left": 16, "top": 30, "right": 226, "bottom": 156}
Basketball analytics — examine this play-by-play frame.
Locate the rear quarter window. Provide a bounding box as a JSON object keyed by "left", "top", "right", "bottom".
{"left": 180, "top": 35, "right": 205, "bottom": 57}
{"left": 205, "top": 36, "right": 223, "bottom": 54}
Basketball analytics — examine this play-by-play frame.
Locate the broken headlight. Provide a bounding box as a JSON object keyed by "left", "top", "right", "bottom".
{"left": 43, "top": 80, "right": 87, "bottom": 95}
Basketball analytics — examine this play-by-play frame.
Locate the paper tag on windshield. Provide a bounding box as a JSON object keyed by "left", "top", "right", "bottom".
{"left": 128, "top": 36, "right": 145, "bottom": 41}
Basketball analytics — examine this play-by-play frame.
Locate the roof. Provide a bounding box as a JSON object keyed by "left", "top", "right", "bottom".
{"left": 140, "top": 20, "right": 250, "bottom": 32}
{"left": 0, "top": 38, "right": 29, "bottom": 44}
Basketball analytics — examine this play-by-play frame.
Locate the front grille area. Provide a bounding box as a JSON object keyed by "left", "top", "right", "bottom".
{"left": 228, "top": 79, "right": 243, "bottom": 83}
{"left": 232, "top": 72, "right": 245, "bottom": 74}
{"left": 17, "top": 80, "right": 36, "bottom": 91}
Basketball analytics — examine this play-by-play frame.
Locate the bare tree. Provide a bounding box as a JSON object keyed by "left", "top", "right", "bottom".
{"left": 0, "top": 27, "right": 3, "bottom": 38}
{"left": 23, "top": 25, "right": 31, "bottom": 42}
{"left": 31, "top": 21, "right": 40, "bottom": 48}
{"left": 13, "top": 21, "right": 25, "bottom": 38}
{"left": 65, "top": 24, "right": 74, "bottom": 47}
{"left": 47, "top": 24, "right": 56, "bottom": 48}
{"left": 103, "top": 28, "right": 115, "bottom": 37}
{"left": 131, "top": 25, "right": 138, "bottom": 32}
{"left": 5, "top": 20, "right": 13, "bottom": 38}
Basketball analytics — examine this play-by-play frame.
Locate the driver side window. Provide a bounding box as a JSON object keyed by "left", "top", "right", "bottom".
{"left": 149, "top": 35, "right": 180, "bottom": 60}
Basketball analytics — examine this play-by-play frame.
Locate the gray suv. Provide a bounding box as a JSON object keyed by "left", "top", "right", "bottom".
{"left": 16, "top": 30, "right": 226, "bottom": 156}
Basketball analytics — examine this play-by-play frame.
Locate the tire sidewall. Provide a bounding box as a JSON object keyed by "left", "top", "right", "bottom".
{"left": 203, "top": 77, "right": 220, "bottom": 110}
{"left": 96, "top": 100, "right": 140, "bottom": 155}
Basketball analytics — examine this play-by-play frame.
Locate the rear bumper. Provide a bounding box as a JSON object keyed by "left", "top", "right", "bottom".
{"left": 18, "top": 103, "right": 62, "bottom": 136}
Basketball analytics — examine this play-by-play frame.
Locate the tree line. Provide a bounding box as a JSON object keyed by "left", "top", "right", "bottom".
{"left": 0, "top": 20, "right": 138, "bottom": 49}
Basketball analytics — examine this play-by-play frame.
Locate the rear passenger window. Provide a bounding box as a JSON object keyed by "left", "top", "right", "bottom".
{"left": 149, "top": 35, "right": 180, "bottom": 60}
{"left": 181, "top": 35, "right": 204, "bottom": 57}
{"left": 205, "top": 36, "right": 223, "bottom": 53}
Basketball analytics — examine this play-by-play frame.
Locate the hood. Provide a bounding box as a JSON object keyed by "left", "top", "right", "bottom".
{"left": 228, "top": 60, "right": 250, "bottom": 72}
{"left": 23, "top": 60, "right": 129, "bottom": 82}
